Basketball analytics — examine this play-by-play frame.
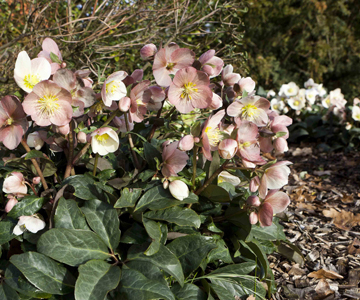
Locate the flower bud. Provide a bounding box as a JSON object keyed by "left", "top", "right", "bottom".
{"left": 77, "top": 131, "right": 87, "bottom": 143}
{"left": 140, "top": 44, "right": 157, "bottom": 60}
{"left": 163, "top": 180, "right": 169, "bottom": 189}
{"left": 239, "top": 77, "right": 256, "bottom": 93}
{"left": 5, "top": 196, "right": 18, "bottom": 213}
{"left": 249, "top": 211, "right": 259, "bottom": 225}
{"left": 209, "top": 93, "right": 223, "bottom": 110}
{"left": 247, "top": 195, "right": 261, "bottom": 207}
{"left": 218, "top": 139, "right": 237, "bottom": 159}
{"left": 32, "top": 177, "right": 41, "bottom": 185}
{"left": 178, "top": 135, "right": 194, "bottom": 151}
{"left": 274, "top": 137, "right": 288, "bottom": 153}
{"left": 169, "top": 180, "right": 189, "bottom": 201}
{"left": 27, "top": 132, "right": 44, "bottom": 150}
{"left": 249, "top": 176, "right": 260, "bottom": 192}
{"left": 119, "top": 97, "right": 131, "bottom": 112}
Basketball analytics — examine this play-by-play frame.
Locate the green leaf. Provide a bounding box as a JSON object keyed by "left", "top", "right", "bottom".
{"left": 135, "top": 186, "right": 198, "bottom": 212}
{"left": 114, "top": 188, "right": 142, "bottom": 208}
{"left": 245, "top": 240, "right": 269, "bottom": 279}
{"left": 8, "top": 196, "right": 46, "bottom": 219}
{"left": 171, "top": 283, "right": 207, "bottom": 300}
{"left": 249, "top": 219, "right": 287, "bottom": 241}
{"left": 5, "top": 263, "right": 52, "bottom": 299}
{"left": 50, "top": 52, "right": 62, "bottom": 64}
{"left": 0, "top": 282, "right": 19, "bottom": 300}
{"left": 143, "top": 218, "right": 162, "bottom": 256}
{"left": 75, "top": 260, "right": 121, "bottom": 300}
{"left": 126, "top": 261, "right": 167, "bottom": 284}
{"left": 207, "top": 239, "right": 233, "bottom": 264}
{"left": 120, "top": 222, "right": 148, "bottom": 244}
{"left": 200, "top": 185, "right": 230, "bottom": 203}
{"left": 144, "top": 206, "right": 201, "bottom": 228}
{"left": 128, "top": 243, "right": 184, "bottom": 286}
{"left": 208, "top": 262, "right": 256, "bottom": 276}
{"left": 143, "top": 142, "right": 162, "bottom": 170}
{"left": 24, "top": 150, "right": 44, "bottom": 160}
{"left": 0, "top": 221, "right": 15, "bottom": 245}
{"left": 209, "top": 151, "right": 220, "bottom": 179}
{"left": 10, "top": 252, "right": 75, "bottom": 295}
{"left": 54, "top": 198, "right": 90, "bottom": 230}
{"left": 81, "top": 200, "right": 120, "bottom": 251}
{"left": 167, "top": 235, "right": 216, "bottom": 277}
{"left": 277, "top": 241, "right": 304, "bottom": 266}
{"left": 37, "top": 228, "right": 111, "bottom": 266}
{"left": 117, "top": 267, "right": 175, "bottom": 300}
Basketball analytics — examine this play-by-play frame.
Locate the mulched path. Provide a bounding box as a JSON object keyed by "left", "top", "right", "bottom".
{"left": 272, "top": 144, "right": 360, "bottom": 300}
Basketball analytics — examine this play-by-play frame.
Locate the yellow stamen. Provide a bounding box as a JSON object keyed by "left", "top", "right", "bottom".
{"left": 166, "top": 62, "right": 176, "bottom": 70}
{"left": 5, "top": 118, "right": 14, "bottom": 126}
{"left": 241, "top": 104, "right": 258, "bottom": 118}
{"left": 243, "top": 141, "right": 251, "bottom": 147}
{"left": 95, "top": 133, "right": 110, "bottom": 144}
{"left": 181, "top": 82, "right": 198, "bottom": 100}
{"left": 37, "top": 94, "right": 60, "bottom": 117}
{"left": 294, "top": 100, "right": 300, "bottom": 106}
{"left": 24, "top": 74, "right": 40, "bottom": 90}
{"left": 205, "top": 126, "right": 221, "bottom": 146}
{"left": 106, "top": 81, "right": 120, "bottom": 94}
{"left": 288, "top": 88, "right": 294, "bottom": 93}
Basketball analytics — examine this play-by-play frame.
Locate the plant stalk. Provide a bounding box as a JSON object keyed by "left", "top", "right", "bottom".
{"left": 124, "top": 112, "right": 140, "bottom": 169}
{"left": 195, "top": 161, "right": 228, "bottom": 195}
{"left": 64, "top": 121, "right": 75, "bottom": 179}
{"left": 92, "top": 153, "right": 99, "bottom": 176}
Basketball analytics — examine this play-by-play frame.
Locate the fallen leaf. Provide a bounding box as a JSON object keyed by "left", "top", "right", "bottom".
{"left": 313, "top": 170, "right": 332, "bottom": 176}
{"left": 308, "top": 269, "right": 344, "bottom": 280}
{"left": 246, "top": 296, "right": 255, "bottom": 300}
{"left": 288, "top": 264, "right": 306, "bottom": 276}
{"left": 348, "top": 238, "right": 360, "bottom": 255}
{"left": 297, "top": 202, "right": 316, "bottom": 213}
{"left": 314, "top": 279, "right": 334, "bottom": 299}
{"left": 292, "top": 147, "right": 312, "bottom": 156}
{"left": 323, "top": 208, "right": 360, "bottom": 231}
{"left": 341, "top": 194, "right": 354, "bottom": 204}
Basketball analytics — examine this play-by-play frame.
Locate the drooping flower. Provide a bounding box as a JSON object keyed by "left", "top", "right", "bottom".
{"left": 143, "top": 86, "right": 166, "bottom": 111}
{"left": 221, "top": 65, "right": 241, "bottom": 86}
{"left": 37, "top": 38, "right": 64, "bottom": 74}
{"left": 0, "top": 96, "right": 28, "bottom": 150}
{"left": 198, "top": 49, "right": 224, "bottom": 78}
{"left": 101, "top": 71, "right": 128, "bottom": 107}
{"left": 169, "top": 180, "right": 189, "bottom": 201}
{"left": 227, "top": 96, "right": 270, "bottom": 127}
{"left": 14, "top": 51, "right": 51, "bottom": 93}
{"left": 218, "top": 171, "right": 240, "bottom": 186}
{"left": 140, "top": 44, "right": 158, "bottom": 60}
{"left": 91, "top": 127, "right": 119, "bottom": 156}
{"left": 77, "top": 131, "right": 88, "bottom": 144}
{"left": 161, "top": 141, "right": 189, "bottom": 177}
{"left": 236, "top": 121, "right": 262, "bottom": 162}
{"left": 168, "top": 67, "right": 212, "bottom": 113}
{"left": 3, "top": 172, "right": 27, "bottom": 195}
{"left": 13, "top": 215, "right": 46, "bottom": 235}
{"left": 153, "top": 43, "right": 195, "bottom": 87}
{"left": 27, "top": 131, "right": 45, "bottom": 150}
{"left": 218, "top": 139, "right": 238, "bottom": 159}
{"left": 23, "top": 80, "right": 73, "bottom": 126}
{"left": 129, "top": 81, "right": 151, "bottom": 123}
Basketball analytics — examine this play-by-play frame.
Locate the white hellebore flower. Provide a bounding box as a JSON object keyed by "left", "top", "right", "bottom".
{"left": 91, "top": 127, "right": 119, "bottom": 156}
{"left": 169, "top": 180, "right": 189, "bottom": 201}
{"left": 352, "top": 106, "right": 360, "bottom": 122}
{"left": 27, "top": 132, "right": 45, "bottom": 150}
{"left": 288, "top": 96, "right": 306, "bottom": 111}
{"left": 270, "top": 98, "right": 285, "bottom": 113}
{"left": 218, "top": 171, "right": 241, "bottom": 186}
{"left": 13, "top": 215, "right": 46, "bottom": 235}
{"left": 14, "top": 51, "right": 51, "bottom": 93}
{"left": 316, "top": 84, "right": 327, "bottom": 97}
{"left": 322, "top": 96, "right": 331, "bottom": 109}
{"left": 101, "top": 71, "right": 128, "bottom": 107}
{"left": 305, "top": 88, "right": 319, "bottom": 105}
{"left": 280, "top": 82, "right": 299, "bottom": 97}
{"left": 3, "top": 172, "right": 27, "bottom": 195}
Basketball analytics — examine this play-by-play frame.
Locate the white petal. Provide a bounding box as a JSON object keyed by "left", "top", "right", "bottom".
{"left": 31, "top": 58, "right": 51, "bottom": 81}
{"left": 25, "top": 217, "right": 45, "bottom": 233}
{"left": 13, "top": 225, "right": 25, "bottom": 235}
{"left": 14, "top": 51, "right": 31, "bottom": 78}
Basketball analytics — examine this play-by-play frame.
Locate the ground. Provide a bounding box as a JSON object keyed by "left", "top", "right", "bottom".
{"left": 273, "top": 144, "right": 360, "bottom": 300}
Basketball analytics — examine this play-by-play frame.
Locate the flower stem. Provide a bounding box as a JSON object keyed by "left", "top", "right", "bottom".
{"left": 21, "top": 139, "right": 49, "bottom": 190}
{"left": 93, "top": 153, "right": 99, "bottom": 176}
{"left": 191, "top": 145, "right": 198, "bottom": 191}
{"left": 164, "top": 106, "right": 176, "bottom": 120}
{"left": 64, "top": 121, "right": 75, "bottom": 179}
{"left": 147, "top": 101, "right": 164, "bottom": 142}
{"left": 195, "top": 161, "right": 228, "bottom": 195}
{"left": 124, "top": 112, "right": 140, "bottom": 169}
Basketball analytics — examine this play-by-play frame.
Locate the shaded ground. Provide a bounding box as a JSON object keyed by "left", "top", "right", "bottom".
{"left": 272, "top": 145, "right": 360, "bottom": 299}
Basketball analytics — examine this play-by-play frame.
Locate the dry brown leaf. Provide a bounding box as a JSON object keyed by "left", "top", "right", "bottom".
{"left": 288, "top": 264, "right": 307, "bottom": 276}
{"left": 297, "top": 202, "right": 316, "bottom": 213}
{"left": 308, "top": 269, "right": 344, "bottom": 280}
{"left": 323, "top": 208, "right": 360, "bottom": 231}
{"left": 246, "top": 296, "right": 256, "bottom": 300}
{"left": 314, "top": 279, "right": 334, "bottom": 299}
{"left": 292, "top": 147, "right": 312, "bottom": 156}
{"left": 348, "top": 238, "right": 360, "bottom": 255}
{"left": 341, "top": 193, "right": 354, "bottom": 204}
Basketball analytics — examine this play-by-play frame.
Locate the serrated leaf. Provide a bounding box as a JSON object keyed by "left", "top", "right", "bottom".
{"left": 8, "top": 196, "right": 46, "bottom": 219}
{"left": 10, "top": 252, "right": 75, "bottom": 295}
{"left": 128, "top": 243, "right": 184, "bottom": 286}
{"left": 81, "top": 200, "right": 120, "bottom": 251}
{"left": 144, "top": 206, "right": 201, "bottom": 228}
{"left": 135, "top": 186, "right": 198, "bottom": 212}
{"left": 54, "top": 198, "right": 90, "bottom": 230}
{"left": 37, "top": 228, "right": 111, "bottom": 266}
{"left": 167, "top": 235, "right": 216, "bottom": 277}
{"left": 0, "top": 221, "right": 15, "bottom": 245}
{"left": 200, "top": 185, "right": 230, "bottom": 203}
{"left": 114, "top": 188, "right": 142, "bottom": 208}
{"left": 117, "top": 267, "right": 175, "bottom": 300}
{"left": 171, "top": 283, "right": 207, "bottom": 300}
{"left": 0, "top": 282, "right": 19, "bottom": 300}
{"left": 75, "top": 260, "right": 121, "bottom": 300}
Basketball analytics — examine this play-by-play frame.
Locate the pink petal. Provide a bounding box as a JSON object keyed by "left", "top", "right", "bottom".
{"left": 0, "top": 125, "right": 24, "bottom": 150}
{"left": 190, "top": 85, "right": 212, "bottom": 109}
{"left": 199, "top": 50, "right": 215, "bottom": 64}
{"left": 171, "top": 48, "right": 195, "bottom": 69}
{"left": 259, "top": 202, "right": 274, "bottom": 227}
{"left": 264, "top": 190, "right": 290, "bottom": 214}
{"left": 227, "top": 101, "right": 243, "bottom": 117}
{"left": 172, "top": 67, "right": 197, "bottom": 87}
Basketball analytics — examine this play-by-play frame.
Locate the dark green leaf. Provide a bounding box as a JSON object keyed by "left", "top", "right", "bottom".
{"left": 144, "top": 206, "right": 201, "bottom": 228}
{"left": 8, "top": 196, "right": 46, "bottom": 219}
{"left": 200, "top": 185, "right": 230, "bottom": 203}
{"left": 81, "top": 200, "right": 121, "bottom": 251}
{"left": 143, "top": 142, "right": 162, "bottom": 170}
{"left": 37, "top": 228, "right": 111, "bottom": 266}
{"left": 171, "top": 283, "right": 207, "bottom": 300}
{"left": 208, "top": 262, "right": 256, "bottom": 276}
{"left": 209, "top": 151, "right": 220, "bottom": 179}
{"left": 75, "top": 260, "right": 121, "bottom": 300}
{"left": 0, "top": 282, "right": 19, "bottom": 300}
{"left": 114, "top": 188, "right": 142, "bottom": 208}
{"left": 143, "top": 218, "right": 162, "bottom": 256}
{"left": 249, "top": 219, "right": 287, "bottom": 241}
{"left": 0, "top": 221, "right": 15, "bottom": 245}
{"left": 10, "top": 252, "right": 75, "bottom": 295}
{"left": 54, "top": 198, "right": 90, "bottom": 230}
{"left": 24, "top": 150, "right": 43, "bottom": 160}
{"left": 61, "top": 175, "right": 106, "bottom": 201}
{"left": 207, "top": 239, "right": 233, "bottom": 264}
{"left": 120, "top": 222, "right": 148, "bottom": 245}
{"left": 126, "top": 261, "right": 167, "bottom": 284}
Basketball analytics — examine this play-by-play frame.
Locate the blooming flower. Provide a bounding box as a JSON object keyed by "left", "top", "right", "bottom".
{"left": 168, "top": 67, "right": 212, "bottom": 113}
{"left": 129, "top": 81, "right": 151, "bottom": 123}
{"left": 305, "top": 88, "right": 319, "bottom": 105}
{"left": 23, "top": 80, "right": 73, "bottom": 126}
{"left": 222, "top": 65, "right": 241, "bottom": 86}
{"left": 13, "top": 215, "right": 46, "bottom": 235}
{"left": 14, "top": 51, "right": 51, "bottom": 93}
{"left": 3, "top": 172, "right": 27, "bottom": 196}
{"left": 101, "top": 71, "right": 128, "bottom": 107}
{"left": 352, "top": 106, "right": 360, "bottom": 122}
{"left": 279, "top": 82, "right": 299, "bottom": 97}
{"left": 161, "top": 141, "right": 189, "bottom": 177}
{"left": 270, "top": 98, "right": 285, "bottom": 113}
{"left": 91, "top": 127, "right": 119, "bottom": 156}
{"left": 288, "top": 96, "right": 306, "bottom": 111}
{"left": 236, "top": 121, "right": 262, "bottom": 162}
{"left": 198, "top": 49, "right": 224, "bottom": 78}
{"left": 27, "top": 131, "right": 45, "bottom": 150}
{"left": 153, "top": 43, "right": 195, "bottom": 87}
{"left": 37, "top": 38, "right": 64, "bottom": 74}
{"left": 0, "top": 96, "right": 28, "bottom": 150}
{"left": 169, "top": 180, "right": 189, "bottom": 201}
{"left": 218, "top": 171, "right": 240, "bottom": 186}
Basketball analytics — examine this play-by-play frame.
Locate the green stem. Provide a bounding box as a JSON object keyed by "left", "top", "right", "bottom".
{"left": 124, "top": 112, "right": 140, "bottom": 169}
{"left": 164, "top": 106, "right": 176, "bottom": 120}
{"left": 191, "top": 146, "right": 199, "bottom": 190}
{"left": 64, "top": 121, "right": 75, "bottom": 179}
{"left": 147, "top": 101, "right": 164, "bottom": 142}
{"left": 92, "top": 153, "right": 99, "bottom": 176}
{"left": 195, "top": 161, "right": 228, "bottom": 195}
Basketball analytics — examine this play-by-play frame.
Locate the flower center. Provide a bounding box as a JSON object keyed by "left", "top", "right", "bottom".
{"left": 181, "top": 82, "right": 198, "bottom": 100}
{"left": 241, "top": 104, "right": 258, "bottom": 118}
{"left": 273, "top": 104, "right": 278, "bottom": 109}
{"left": 326, "top": 98, "right": 330, "bottom": 105}
{"left": 5, "top": 117, "right": 14, "bottom": 126}
{"left": 24, "top": 74, "right": 41, "bottom": 90}
{"left": 37, "top": 94, "right": 60, "bottom": 117}
{"left": 294, "top": 100, "right": 300, "bottom": 106}
{"left": 288, "top": 88, "right": 294, "bottom": 93}
{"left": 106, "top": 81, "right": 121, "bottom": 95}
{"left": 166, "top": 62, "right": 176, "bottom": 71}
{"left": 95, "top": 133, "right": 110, "bottom": 144}
{"left": 205, "top": 126, "right": 221, "bottom": 146}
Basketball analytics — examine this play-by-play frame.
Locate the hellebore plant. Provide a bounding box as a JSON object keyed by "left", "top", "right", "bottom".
{"left": 0, "top": 38, "right": 296, "bottom": 300}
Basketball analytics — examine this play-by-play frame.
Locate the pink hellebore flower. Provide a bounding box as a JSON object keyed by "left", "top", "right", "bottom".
{"left": 153, "top": 43, "right": 195, "bottom": 87}
{"left": 14, "top": 51, "right": 51, "bottom": 93}
{"left": 140, "top": 44, "right": 158, "bottom": 60}
{"left": 91, "top": 127, "right": 119, "bottom": 156}
{"left": 236, "top": 121, "right": 262, "bottom": 162}
{"left": 3, "top": 172, "right": 27, "bottom": 195}
{"left": 227, "top": 96, "right": 270, "bottom": 127}
{"left": 209, "top": 93, "right": 223, "bottom": 110}
{"left": 239, "top": 77, "right": 256, "bottom": 94}
{"left": 161, "top": 141, "right": 189, "bottom": 177}
{"left": 143, "top": 86, "right": 166, "bottom": 111}
{"left": 259, "top": 161, "right": 292, "bottom": 198}
{"left": 218, "top": 139, "right": 237, "bottom": 159}
{"left": 222, "top": 65, "right": 241, "bottom": 86}
{"left": 249, "top": 190, "right": 290, "bottom": 227}
{"left": 119, "top": 97, "right": 131, "bottom": 112}
{"left": 38, "top": 38, "right": 64, "bottom": 74}
{"left": 5, "top": 196, "right": 18, "bottom": 213}
{"left": 198, "top": 50, "right": 224, "bottom": 78}
{"left": 201, "top": 109, "right": 226, "bottom": 161}
{"left": 129, "top": 81, "right": 151, "bottom": 123}
{"left": 178, "top": 135, "right": 194, "bottom": 151}
{"left": 0, "top": 96, "right": 28, "bottom": 150}
{"left": 23, "top": 80, "right": 73, "bottom": 126}
{"left": 101, "top": 71, "right": 128, "bottom": 107}
{"left": 168, "top": 67, "right": 212, "bottom": 113}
